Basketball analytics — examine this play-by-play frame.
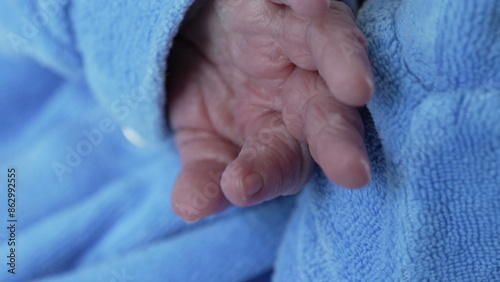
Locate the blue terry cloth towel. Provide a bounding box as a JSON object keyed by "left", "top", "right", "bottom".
{"left": 0, "top": 0, "right": 498, "bottom": 281}
{"left": 273, "top": 0, "right": 500, "bottom": 281}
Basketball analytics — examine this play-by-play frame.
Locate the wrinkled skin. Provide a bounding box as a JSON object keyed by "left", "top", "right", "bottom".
{"left": 167, "top": 0, "right": 374, "bottom": 222}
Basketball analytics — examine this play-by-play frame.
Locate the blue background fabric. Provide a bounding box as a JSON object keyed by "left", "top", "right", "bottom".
{"left": 0, "top": 0, "right": 498, "bottom": 281}
{"left": 274, "top": 0, "right": 500, "bottom": 281}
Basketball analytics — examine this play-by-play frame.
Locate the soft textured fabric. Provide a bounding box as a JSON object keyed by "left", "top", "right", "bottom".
{"left": 0, "top": 0, "right": 499, "bottom": 281}
{"left": 274, "top": 0, "right": 500, "bottom": 281}
{"left": 0, "top": 0, "right": 195, "bottom": 147}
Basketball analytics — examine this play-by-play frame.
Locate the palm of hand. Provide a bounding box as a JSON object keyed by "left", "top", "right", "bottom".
{"left": 167, "top": 0, "right": 374, "bottom": 222}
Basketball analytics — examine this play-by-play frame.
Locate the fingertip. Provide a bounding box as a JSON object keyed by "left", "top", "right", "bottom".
{"left": 171, "top": 189, "right": 203, "bottom": 223}
{"left": 345, "top": 156, "right": 371, "bottom": 189}
{"left": 323, "top": 148, "right": 371, "bottom": 189}
{"left": 221, "top": 144, "right": 305, "bottom": 207}
{"left": 220, "top": 165, "right": 248, "bottom": 207}
{"left": 243, "top": 173, "right": 264, "bottom": 199}
{"left": 172, "top": 192, "right": 231, "bottom": 223}
{"left": 365, "top": 75, "right": 375, "bottom": 98}
{"left": 222, "top": 113, "right": 313, "bottom": 207}
{"left": 361, "top": 157, "right": 372, "bottom": 183}
{"left": 329, "top": 69, "right": 375, "bottom": 107}
{"left": 172, "top": 198, "right": 231, "bottom": 223}
{"left": 308, "top": 124, "right": 371, "bottom": 188}
{"left": 221, "top": 167, "right": 266, "bottom": 207}
{"left": 171, "top": 162, "right": 229, "bottom": 222}
{"left": 171, "top": 197, "right": 201, "bottom": 223}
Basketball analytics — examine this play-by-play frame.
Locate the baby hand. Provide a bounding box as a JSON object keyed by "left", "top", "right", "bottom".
{"left": 167, "top": 0, "right": 374, "bottom": 222}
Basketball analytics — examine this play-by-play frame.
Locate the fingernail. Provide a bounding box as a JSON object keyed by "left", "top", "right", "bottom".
{"left": 361, "top": 158, "right": 372, "bottom": 182}
{"left": 327, "top": 0, "right": 334, "bottom": 8}
{"left": 244, "top": 173, "right": 263, "bottom": 198}
{"left": 366, "top": 76, "right": 375, "bottom": 97}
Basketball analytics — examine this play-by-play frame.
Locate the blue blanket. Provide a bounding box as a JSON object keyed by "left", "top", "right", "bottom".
{"left": 0, "top": 0, "right": 498, "bottom": 281}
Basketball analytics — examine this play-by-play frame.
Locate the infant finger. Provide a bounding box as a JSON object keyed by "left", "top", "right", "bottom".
{"left": 220, "top": 113, "right": 314, "bottom": 207}
{"left": 172, "top": 161, "right": 232, "bottom": 222}
{"left": 304, "top": 94, "right": 370, "bottom": 188}
{"left": 282, "top": 69, "right": 370, "bottom": 188}
{"left": 270, "top": 0, "right": 330, "bottom": 17}
{"left": 306, "top": 2, "right": 374, "bottom": 106}
{"left": 171, "top": 129, "right": 238, "bottom": 222}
